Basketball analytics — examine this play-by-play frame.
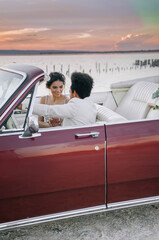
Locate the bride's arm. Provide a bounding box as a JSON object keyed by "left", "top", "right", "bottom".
{"left": 38, "top": 96, "right": 51, "bottom": 128}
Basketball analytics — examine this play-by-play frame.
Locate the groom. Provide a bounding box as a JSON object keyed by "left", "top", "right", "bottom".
{"left": 33, "top": 72, "right": 97, "bottom": 126}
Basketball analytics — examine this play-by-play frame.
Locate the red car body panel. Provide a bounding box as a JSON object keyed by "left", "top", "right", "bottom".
{"left": 0, "top": 126, "right": 105, "bottom": 223}
{"left": 0, "top": 64, "right": 159, "bottom": 228}
{"left": 106, "top": 120, "right": 159, "bottom": 204}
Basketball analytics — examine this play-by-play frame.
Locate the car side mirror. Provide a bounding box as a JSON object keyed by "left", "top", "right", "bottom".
{"left": 19, "top": 115, "right": 41, "bottom": 139}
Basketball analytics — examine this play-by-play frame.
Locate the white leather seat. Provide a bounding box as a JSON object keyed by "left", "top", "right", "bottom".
{"left": 115, "top": 81, "right": 159, "bottom": 120}
{"left": 96, "top": 104, "right": 127, "bottom": 123}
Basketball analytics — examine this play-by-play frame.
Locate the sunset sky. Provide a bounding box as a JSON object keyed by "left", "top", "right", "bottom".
{"left": 0, "top": 0, "right": 159, "bottom": 51}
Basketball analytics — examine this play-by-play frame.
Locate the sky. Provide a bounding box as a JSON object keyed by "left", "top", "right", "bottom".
{"left": 0, "top": 0, "right": 159, "bottom": 51}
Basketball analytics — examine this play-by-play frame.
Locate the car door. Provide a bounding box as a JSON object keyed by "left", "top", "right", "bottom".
{"left": 0, "top": 124, "right": 106, "bottom": 223}
{"left": 106, "top": 120, "right": 159, "bottom": 206}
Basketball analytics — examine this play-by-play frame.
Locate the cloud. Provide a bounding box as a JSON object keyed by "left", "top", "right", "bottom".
{"left": 75, "top": 33, "right": 91, "bottom": 39}
{"left": 115, "top": 33, "right": 153, "bottom": 50}
{"left": 0, "top": 28, "right": 51, "bottom": 36}
{"left": 120, "top": 33, "right": 151, "bottom": 42}
{"left": 0, "top": 27, "right": 51, "bottom": 46}
{"left": 0, "top": 37, "right": 15, "bottom": 42}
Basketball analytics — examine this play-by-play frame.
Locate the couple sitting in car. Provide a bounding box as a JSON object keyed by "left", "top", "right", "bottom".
{"left": 35, "top": 71, "right": 97, "bottom": 127}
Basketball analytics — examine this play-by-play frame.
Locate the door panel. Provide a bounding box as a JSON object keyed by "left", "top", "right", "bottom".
{"left": 106, "top": 120, "right": 159, "bottom": 204}
{"left": 0, "top": 125, "right": 105, "bottom": 223}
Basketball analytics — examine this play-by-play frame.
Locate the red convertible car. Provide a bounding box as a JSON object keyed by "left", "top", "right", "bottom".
{"left": 0, "top": 63, "right": 159, "bottom": 230}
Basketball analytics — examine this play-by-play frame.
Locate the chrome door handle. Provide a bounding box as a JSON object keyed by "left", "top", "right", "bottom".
{"left": 75, "top": 131, "right": 100, "bottom": 138}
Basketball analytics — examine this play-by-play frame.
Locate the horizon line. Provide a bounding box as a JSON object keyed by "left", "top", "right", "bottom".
{"left": 0, "top": 49, "right": 159, "bottom": 56}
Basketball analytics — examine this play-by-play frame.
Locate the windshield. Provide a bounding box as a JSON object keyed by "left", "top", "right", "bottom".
{"left": 0, "top": 70, "right": 24, "bottom": 108}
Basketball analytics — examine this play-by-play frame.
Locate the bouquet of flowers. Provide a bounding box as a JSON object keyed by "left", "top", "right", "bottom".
{"left": 152, "top": 88, "right": 159, "bottom": 110}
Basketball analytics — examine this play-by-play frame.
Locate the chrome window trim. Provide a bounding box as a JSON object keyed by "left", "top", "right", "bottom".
{"left": 106, "top": 117, "right": 159, "bottom": 126}
{"left": 0, "top": 120, "right": 105, "bottom": 136}
{"left": 0, "top": 73, "right": 44, "bottom": 122}
{"left": 0, "top": 131, "right": 23, "bottom": 137}
{"left": 27, "top": 82, "right": 39, "bottom": 119}
{"left": 0, "top": 67, "right": 27, "bottom": 79}
{"left": 38, "top": 117, "right": 159, "bottom": 133}
{"left": 39, "top": 122, "right": 106, "bottom": 133}
{"left": 0, "top": 83, "right": 40, "bottom": 134}
{"left": 0, "top": 68, "right": 27, "bottom": 109}
{"left": 1, "top": 115, "right": 158, "bottom": 136}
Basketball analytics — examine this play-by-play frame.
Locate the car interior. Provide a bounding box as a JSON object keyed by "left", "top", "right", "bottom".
{"left": 94, "top": 79, "right": 159, "bottom": 124}
{"left": 2, "top": 75, "right": 159, "bottom": 131}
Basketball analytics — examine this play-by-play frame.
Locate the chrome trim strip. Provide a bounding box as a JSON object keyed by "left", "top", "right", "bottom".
{"left": 105, "top": 139, "right": 107, "bottom": 206}
{"left": 106, "top": 117, "right": 159, "bottom": 126}
{"left": 0, "top": 68, "right": 27, "bottom": 110}
{"left": 0, "top": 73, "right": 45, "bottom": 121}
{"left": 0, "top": 67, "right": 27, "bottom": 80}
{"left": 108, "top": 195, "right": 159, "bottom": 210}
{"left": 0, "top": 83, "right": 40, "bottom": 136}
{"left": 2, "top": 115, "right": 158, "bottom": 133}
{"left": 0, "top": 196, "right": 159, "bottom": 231}
{"left": 28, "top": 82, "right": 39, "bottom": 118}
{"left": 0, "top": 131, "right": 23, "bottom": 137}
{"left": 0, "top": 121, "right": 105, "bottom": 136}
{"left": 38, "top": 109, "right": 159, "bottom": 132}
{"left": 37, "top": 117, "right": 159, "bottom": 133}
{"left": 38, "top": 122, "right": 106, "bottom": 132}
{"left": 0, "top": 205, "right": 106, "bottom": 231}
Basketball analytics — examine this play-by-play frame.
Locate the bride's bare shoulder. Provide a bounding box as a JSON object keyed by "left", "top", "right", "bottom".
{"left": 40, "top": 95, "right": 49, "bottom": 104}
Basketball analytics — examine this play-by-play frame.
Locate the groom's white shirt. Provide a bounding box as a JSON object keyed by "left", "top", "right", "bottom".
{"left": 33, "top": 97, "right": 97, "bottom": 126}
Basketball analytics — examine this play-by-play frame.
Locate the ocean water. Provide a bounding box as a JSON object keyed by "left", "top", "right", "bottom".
{"left": 0, "top": 53, "right": 159, "bottom": 95}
